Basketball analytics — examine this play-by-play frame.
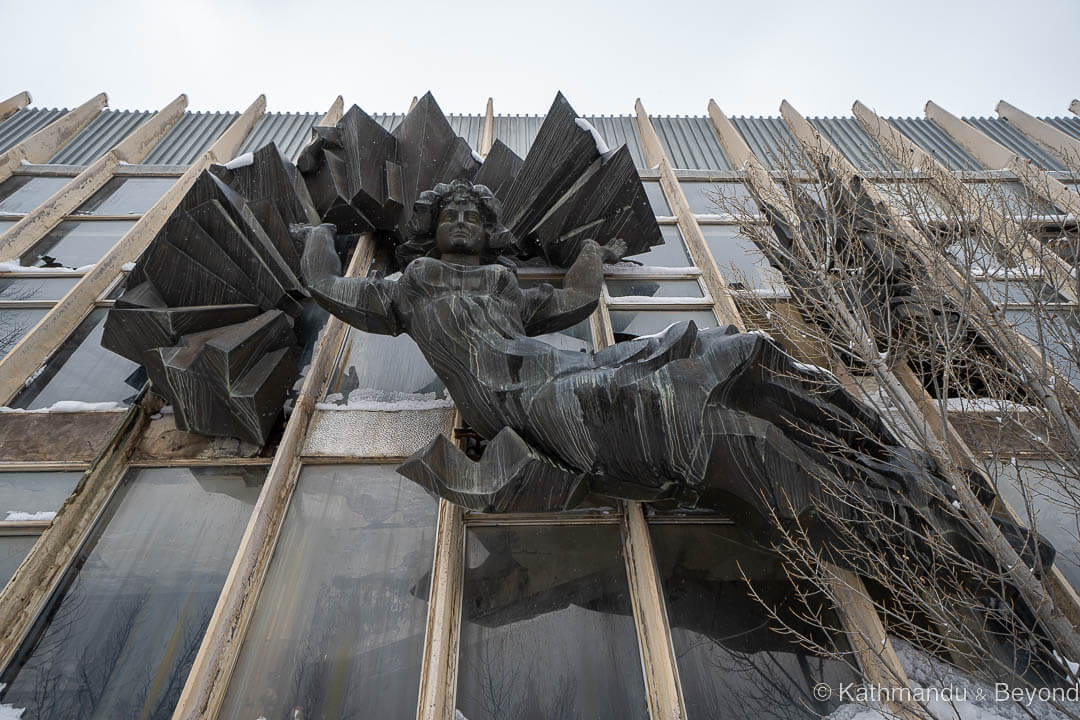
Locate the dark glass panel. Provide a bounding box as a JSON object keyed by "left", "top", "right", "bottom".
{"left": 221, "top": 464, "right": 437, "bottom": 720}
{"left": 0, "top": 535, "right": 38, "bottom": 587}
{"left": 681, "top": 181, "right": 759, "bottom": 216}
{"left": 0, "top": 307, "right": 47, "bottom": 359}
{"left": 73, "top": 177, "right": 175, "bottom": 215}
{"left": 642, "top": 180, "right": 670, "bottom": 215}
{"left": 650, "top": 524, "right": 858, "bottom": 719}
{"left": 457, "top": 525, "right": 648, "bottom": 720}
{"left": 609, "top": 308, "right": 718, "bottom": 342}
{"left": 0, "top": 466, "right": 264, "bottom": 720}
{"left": 0, "top": 176, "right": 69, "bottom": 214}
{"left": 0, "top": 275, "right": 79, "bottom": 301}
{"left": 625, "top": 224, "right": 693, "bottom": 268}
{"left": 12, "top": 308, "right": 143, "bottom": 410}
{"left": 606, "top": 278, "right": 703, "bottom": 299}
{"left": 21, "top": 220, "right": 135, "bottom": 269}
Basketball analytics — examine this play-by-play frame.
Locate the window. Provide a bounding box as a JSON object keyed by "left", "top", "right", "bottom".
{"left": 0, "top": 470, "right": 84, "bottom": 586}
{"left": 680, "top": 181, "right": 758, "bottom": 216}
{"left": 0, "top": 176, "right": 69, "bottom": 215}
{"left": 20, "top": 219, "right": 135, "bottom": 268}
{"left": 700, "top": 225, "right": 786, "bottom": 293}
{"left": 642, "top": 180, "right": 670, "bottom": 215}
{"left": 220, "top": 464, "right": 437, "bottom": 720}
{"left": 0, "top": 276, "right": 80, "bottom": 302}
{"left": 624, "top": 225, "right": 693, "bottom": 267}
{"left": 0, "top": 307, "right": 47, "bottom": 359}
{"left": 0, "top": 465, "right": 264, "bottom": 720}
{"left": 456, "top": 524, "right": 648, "bottom": 720}
{"left": 73, "top": 177, "right": 175, "bottom": 216}
{"left": 607, "top": 278, "right": 704, "bottom": 299}
{"left": 609, "top": 308, "right": 718, "bottom": 341}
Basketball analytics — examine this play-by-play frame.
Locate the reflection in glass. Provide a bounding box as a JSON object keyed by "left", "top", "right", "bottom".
{"left": 975, "top": 279, "right": 1067, "bottom": 307}
{"left": 1005, "top": 308, "right": 1080, "bottom": 390}
{"left": 650, "top": 524, "right": 858, "bottom": 719}
{"left": 607, "top": 278, "right": 703, "bottom": 299}
{"left": 0, "top": 471, "right": 81, "bottom": 521}
{"left": 73, "top": 177, "right": 175, "bottom": 215}
{"left": 1, "top": 307, "right": 48, "bottom": 356}
{"left": 0, "top": 466, "right": 264, "bottom": 720}
{"left": 986, "top": 458, "right": 1080, "bottom": 593}
{"left": 12, "top": 308, "right": 144, "bottom": 410}
{"left": 609, "top": 309, "right": 718, "bottom": 341}
{"left": 0, "top": 176, "right": 70, "bottom": 214}
{"left": 642, "top": 180, "right": 670, "bottom": 215}
{"left": 625, "top": 225, "right": 693, "bottom": 268}
{"left": 964, "top": 181, "right": 1060, "bottom": 216}
{"left": 701, "top": 225, "right": 786, "bottom": 292}
{"left": 681, "top": 181, "right": 759, "bottom": 216}
{"left": 221, "top": 465, "right": 437, "bottom": 720}
{"left": 0, "top": 219, "right": 16, "bottom": 234}
{"left": 324, "top": 327, "right": 446, "bottom": 405}
{"left": 517, "top": 278, "right": 593, "bottom": 351}
{"left": 0, "top": 535, "right": 38, "bottom": 586}
{"left": 457, "top": 525, "right": 648, "bottom": 720}
{"left": 0, "top": 275, "right": 80, "bottom": 301}
{"left": 21, "top": 220, "right": 135, "bottom": 268}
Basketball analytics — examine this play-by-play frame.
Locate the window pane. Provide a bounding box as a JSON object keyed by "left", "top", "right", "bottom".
{"left": 965, "top": 181, "right": 1060, "bottom": 216}
{"left": 457, "top": 525, "right": 648, "bottom": 720}
{"left": 221, "top": 464, "right": 437, "bottom": 720}
{"left": 0, "top": 307, "right": 47, "bottom": 359}
{"left": 650, "top": 524, "right": 858, "bottom": 718}
{"left": 609, "top": 309, "right": 718, "bottom": 341}
{"left": 1005, "top": 308, "right": 1080, "bottom": 389}
{"left": 0, "top": 535, "right": 38, "bottom": 587}
{"left": 975, "top": 279, "right": 1067, "bottom": 306}
{"left": 0, "top": 276, "right": 79, "bottom": 302}
{"left": 21, "top": 219, "right": 135, "bottom": 269}
{"left": 0, "top": 466, "right": 264, "bottom": 720}
{"left": 986, "top": 458, "right": 1080, "bottom": 593}
{"left": 625, "top": 224, "right": 693, "bottom": 268}
{"left": 607, "top": 278, "right": 703, "bottom": 299}
{"left": 0, "top": 176, "right": 69, "bottom": 214}
{"left": 324, "top": 328, "right": 446, "bottom": 406}
{"left": 0, "top": 471, "right": 82, "bottom": 521}
{"left": 642, "top": 180, "right": 670, "bottom": 215}
{"left": 0, "top": 219, "right": 16, "bottom": 234}
{"left": 681, "top": 181, "right": 759, "bottom": 216}
{"left": 13, "top": 308, "right": 143, "bottom": 410}
{"left": 701, "top": 225, "right": 786, "bottom": 292}
{"left": 73, "top": 177, "right": 175, "bottom": 216}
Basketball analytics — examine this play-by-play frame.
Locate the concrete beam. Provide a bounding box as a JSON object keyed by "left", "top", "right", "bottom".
{"left": 319, "top": 95, "right": 344, "bottom": 127}
{"left": 0, "top": 93, "right": 108, "bottom": 183}
{"left": 997, "top": 100, "right": 1080, "bottom": 168}
{"left": 1070, "top": 100, "right": 1079, "bottom": 117}
{"left": 0, "top": 91, "right": 31, "bottom": 123}
{"left": 480, "top": 98, "right": 494, "bottom": 156}
{"left": 0, "top": 94, "right": 187, "bottom": 261}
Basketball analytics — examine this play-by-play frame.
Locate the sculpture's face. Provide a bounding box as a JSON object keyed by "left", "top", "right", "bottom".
{"left": 435, "top": 198, "right": 486, "bottom": 257}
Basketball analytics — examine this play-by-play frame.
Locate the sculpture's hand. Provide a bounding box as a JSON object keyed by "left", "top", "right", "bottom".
{"left": 599, "top": 238, "right": 628, "bottom": 264}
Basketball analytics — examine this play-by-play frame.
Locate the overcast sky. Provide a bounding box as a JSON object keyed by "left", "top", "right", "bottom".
{"left": 2, "top": 0, "right": 1076, "bottom": 119}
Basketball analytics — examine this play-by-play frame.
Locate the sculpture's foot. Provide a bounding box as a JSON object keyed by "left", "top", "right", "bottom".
{"left": 396, "top": 427, "right": 586, "bottom": 513}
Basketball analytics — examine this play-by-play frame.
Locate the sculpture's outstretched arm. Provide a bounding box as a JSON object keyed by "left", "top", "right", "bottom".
{"left": 521, "top": 238, "right": 624, "bottom": 335}
{"left": 296, "top": 224, "right": 403, "bottom": 336}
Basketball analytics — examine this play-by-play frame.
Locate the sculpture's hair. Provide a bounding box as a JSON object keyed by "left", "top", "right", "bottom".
{"left": 395, "top": 180, "right": 519, "bottom": 267}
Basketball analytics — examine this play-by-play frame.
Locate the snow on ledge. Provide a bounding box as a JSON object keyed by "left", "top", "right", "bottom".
{"left": 223, "top": 152, "right": 254, "bottom": 169}
{"left": 0, "top": 400, "right": 125, "bottom": 414}
{"left": 574, "top": 118, "right": 610, "bottom": 155}
{"left": 3, "top": 511, "right": 55, "bottom": 522}
{"left": 0, "top": 262, "right": 94, "bottom": 274}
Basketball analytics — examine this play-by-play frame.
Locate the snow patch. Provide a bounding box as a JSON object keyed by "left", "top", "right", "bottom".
{"left": 0, "top": 400, "right": 125, "bottom": 413}
{"left": 4, "top": 511, "right": 54, "bottom": 522}
{"left": 223, "top": 152, "right": 254, "bottom": 169}
{"left": 0, "top": 262, "right": 89, "bottom": 274}
{"left": 120, "top": 262, "right": 135, "bottom": 272}
{"left": 574, "top": 118, "right": 610, "bottom": 155}
{"left": 471, "top": 150, "right": 484, "bottom": 164}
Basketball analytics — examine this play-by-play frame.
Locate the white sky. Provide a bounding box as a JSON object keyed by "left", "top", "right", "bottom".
{"left": 1, "top": 0, "right": 1077, "bottom": 119}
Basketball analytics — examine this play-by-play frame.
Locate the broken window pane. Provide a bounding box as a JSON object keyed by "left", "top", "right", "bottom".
{"left": 220, "top": 464, "right": 437, "bottom": 720}
{"left": 324, "top": 328, "right": 446, "bottom": 406}
{"left": 457, "top": 525, "right": 648, "bottom": 720}
{"left": 649, "top": 524, "right": 858, "bottom": 718}
{"left": 624, "top": 224, "right": 693, "bottom": 268}
{"left": 72, "top": 177, "right": 175, "bottom": 215}
{"left": 0, "top": 471, "right": 81, "bottom": 521}
{"left": 12, "top": 308, "right": 144, "bottom": 410}
{"left": 607, "top": 278, "right": 703, "bottom": 299}
{"left": 0, "top": 465, "right": 264, "bottom": 720}
{"left": 0, "top": 176, "right": 69, "bottom": 214}
{"left": 609, "top": 309, "right": 718, "bottom": 341}
{"left": 21, "top": 220, "right": 136, "bottom": 269}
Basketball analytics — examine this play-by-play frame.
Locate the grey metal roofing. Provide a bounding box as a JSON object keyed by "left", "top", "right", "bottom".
{"left": 1039, "top": 116, "right": 1080, "bottom": 143}
{"left": 143, "top": 111, "right": 239, "bottom": 165}
{"left": 887, "top": 117, "right": 982, "bottom": 171}
{"left": 493, "top": 115, "right": 543, "bottom": 158}
{"left": 0, "top": 107, "right": 67, "bottom": 154}
{"left": 447, "top": 115, "right": 483, "bottom": 151}
{"left": 730, "top": 117, "right": 807, "bottom": 171}
{"left": 809, "top": 117, "right": 898, "bottom": 172}
{"left": 236, "top": 112, "right": 321, "bottom": 161}
{"left": 584, "top": 116, "right": 645, "bottom": 168}
{"left": 372, "top": 113, "right": 402, "bottom": 132}
{"left": 650, "top": 116, "right": 728, "bottom": 171}
{"left": 50, "top": 109, "right": 153, "bottom": 165}
{"left": 964, "top": 117, "right": 1065, "bottom": 171}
